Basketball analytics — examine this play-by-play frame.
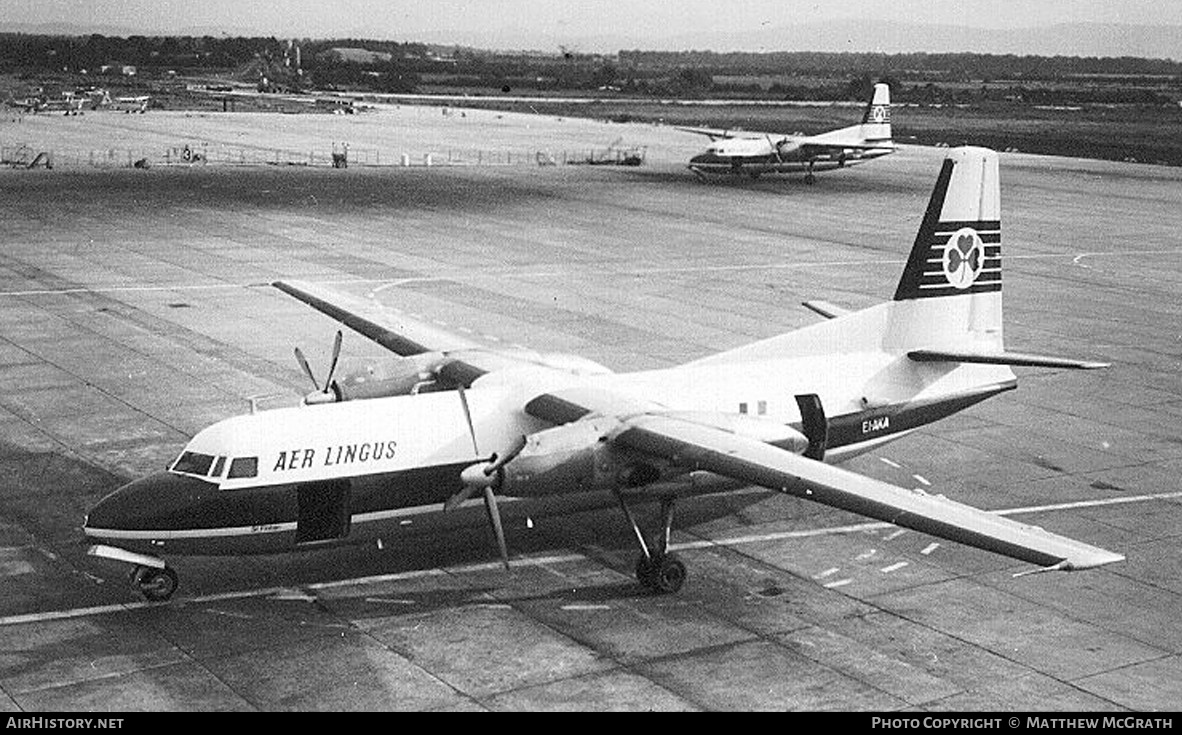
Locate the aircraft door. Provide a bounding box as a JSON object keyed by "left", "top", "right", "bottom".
{"left": 295, "top": 478, "right": 352, "bottom": 544}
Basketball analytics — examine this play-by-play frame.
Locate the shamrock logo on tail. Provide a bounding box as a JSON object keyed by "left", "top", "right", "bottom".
{"left": 942, "top": 229, "right": 984, "bottom": 289}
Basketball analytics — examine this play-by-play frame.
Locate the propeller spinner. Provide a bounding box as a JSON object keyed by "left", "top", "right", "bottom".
{"left": 294, "top": 330, "right": 343, "bottom": 405}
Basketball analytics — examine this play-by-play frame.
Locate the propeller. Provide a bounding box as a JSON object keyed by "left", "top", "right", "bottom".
{"left": 294, "top": 330, "right": 342, "bottom": 405}
{"left": 446, "top": 385, "right": 527, "bottom": 569}
{"left": 766, "top": 134, "right": 785, "bottom": 164}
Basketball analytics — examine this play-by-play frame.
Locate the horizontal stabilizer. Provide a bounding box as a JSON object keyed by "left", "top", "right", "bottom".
{"left": 802, "top": 300, "right": 850, "bottom": 319}
{"left": 908, "top": 350, "right": 1110, "bottom": 370}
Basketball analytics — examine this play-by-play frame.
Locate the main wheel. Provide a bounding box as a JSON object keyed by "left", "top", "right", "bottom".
{"left": 133, "top": 566, "right": 178, "bottom": 602}
{"left": 651, "top": 555, "right": 687, "bottom": 594}
{"left": 635, "top": 554, "right": 658, "bottom": 588}
{"left": 635, "top": 553, "right": 687, "bottom": 593}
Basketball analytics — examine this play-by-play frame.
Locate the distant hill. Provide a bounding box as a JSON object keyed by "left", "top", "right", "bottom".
{"left": 401, "top": 20, "right": 1182, "bottom": 61}
{"left": 655, "top": 21, "right": 1182, "bottom": 60}
{"left": 2, "top": 19, "right": 1180, "bottom": 61}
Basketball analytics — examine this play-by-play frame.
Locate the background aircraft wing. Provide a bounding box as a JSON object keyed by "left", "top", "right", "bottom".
{"left": 676, "top": 126, "right": 743, "bottom": 141}
{"left": 526, "top": 388, "right": 1124, "bottom": 573}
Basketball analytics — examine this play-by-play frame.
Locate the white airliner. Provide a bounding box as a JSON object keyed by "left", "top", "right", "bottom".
{"left": 84, "top": 147, "right": 1121, "bottom": 601}
{"left": 684, "top": 83, "right": 895, "bottom": 182}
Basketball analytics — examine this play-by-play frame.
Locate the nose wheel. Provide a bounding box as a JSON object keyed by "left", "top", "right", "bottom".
{"left": 615, "top": 491, "right": 687, "bottom": 593}
{"left": 130, "top": 565, "right": 179, "bottom": 601}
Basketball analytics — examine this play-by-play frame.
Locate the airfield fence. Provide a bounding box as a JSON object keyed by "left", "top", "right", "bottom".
{"left": 1, "top": 142, "right": 646, "bottom": 170}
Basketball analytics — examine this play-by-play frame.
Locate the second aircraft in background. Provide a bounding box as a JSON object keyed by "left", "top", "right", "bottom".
{"left": 683, "top": 82, "right": 895, "bottom": 183}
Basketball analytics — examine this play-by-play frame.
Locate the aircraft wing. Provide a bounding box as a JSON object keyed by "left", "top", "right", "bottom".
{"left": 525, "top": 389, "right": 1124, "bottom": 572}
{"left": 272, "top": 280, "right": 616, "bottom": 386}
{"left": 274, "top": 279, "right": 482, "bottom": 357}
{"left": 676, "top": 126, "right": 743, "bottom": 141}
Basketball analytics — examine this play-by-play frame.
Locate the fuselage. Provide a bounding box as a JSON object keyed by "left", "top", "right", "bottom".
{"left": 688, "top": 137, "right": 893, "bottom": 176}
{"left": 83, "top": 340, "right": 1016, "bottom": 559}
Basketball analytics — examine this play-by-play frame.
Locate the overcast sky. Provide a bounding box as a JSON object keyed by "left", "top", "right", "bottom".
{"left": 6, "top": 1, "right": 1182, "bottom": 47}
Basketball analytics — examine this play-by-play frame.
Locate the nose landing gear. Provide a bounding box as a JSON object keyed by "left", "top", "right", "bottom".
{"left": 130, "top": 565, "right": 179, "bottom": 601}
{"left": 88, "top": 545, "right": 180, "bottom": 602}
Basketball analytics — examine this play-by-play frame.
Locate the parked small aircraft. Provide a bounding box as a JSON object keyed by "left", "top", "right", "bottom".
{"left": 683, "top": 83, "right": 895, "bottom": 183}
{"left": 84, "top": 147, "right": 1121, "bottom": 601}
{"left": 5, "top": 93, "right": 84, "bottom": 115}
{"left": 110, "top": 94, "right": 150, "bottom": 113}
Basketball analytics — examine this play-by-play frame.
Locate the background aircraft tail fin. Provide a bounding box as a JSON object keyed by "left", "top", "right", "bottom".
{"left": 859, "top": 83, "right": 892, "bottom": 144}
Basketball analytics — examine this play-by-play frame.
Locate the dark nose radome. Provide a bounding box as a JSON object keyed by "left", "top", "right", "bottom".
{"left": 85, "top": 472, "right": 208, "bottom": 533}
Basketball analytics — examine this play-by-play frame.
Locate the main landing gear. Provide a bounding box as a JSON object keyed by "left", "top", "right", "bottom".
{"left": 129, "top": 565, "right": 179, "bottom": 601}
{"left": 804, "top": 162, "right": 817, "bottom": 185}
{"left": 614, "top": 490, "right": 686, "bottom": 593}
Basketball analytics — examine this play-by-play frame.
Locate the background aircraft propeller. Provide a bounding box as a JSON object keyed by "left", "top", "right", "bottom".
{"left": 766, "top": 134, "right": 788, "bottom": 163}
{"left": 448, "top": 385, "right": 527, "bottom": 569}
{"left": 294, "top": 330, "right": 342, "bottom": 405}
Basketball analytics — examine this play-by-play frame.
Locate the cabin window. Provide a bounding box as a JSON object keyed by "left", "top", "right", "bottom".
{"left": 171, "top": 451, "right": 214, "bottom": 475}
{"left": 227, "top": 457, "right": 259, "bottom": 479}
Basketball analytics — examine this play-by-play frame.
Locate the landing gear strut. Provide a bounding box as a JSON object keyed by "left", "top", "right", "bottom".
{"left": 614, "top": 491, "right": 686, "bottom": 593}
{"left": 130, "top": 565, "right": 179, "bottom": 601}
{"left": 804, "top": 162, "right": 817, "bottom": 185}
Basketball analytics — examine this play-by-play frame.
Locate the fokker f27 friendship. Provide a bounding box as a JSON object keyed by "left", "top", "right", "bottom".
{"left": 84, "top": 147, "right": 1122, "bottom": 601}
{"left": 683, "top": 82, "right": 895, "bottom": 182}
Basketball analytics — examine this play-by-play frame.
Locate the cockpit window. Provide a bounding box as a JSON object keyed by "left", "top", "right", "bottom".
{"left": 172, "top": 451, "right": 215, "bottom": 476}
{"left": 211, "top": 456, "right": 226, "bottom": 477}
{"left": 227, "top": 457, "right": 258, "bottom": 479}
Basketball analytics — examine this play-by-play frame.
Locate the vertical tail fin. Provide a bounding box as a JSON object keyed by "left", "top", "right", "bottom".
{"left": 894, "top": 147, "right": 1001, "bottom": 301}
{"left": 887, "top": 147, "right": 1003, "bottom": 351}
{"left": 859, "top": 83, "right": 892, "bottom": 143}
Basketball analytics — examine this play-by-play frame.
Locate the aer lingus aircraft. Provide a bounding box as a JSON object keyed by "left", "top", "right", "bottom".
{"left": 683, "top": 82, "right": 895, "bottom": 183}
{"left": 84, "top": 147, "right": 1122, "bottom": 602}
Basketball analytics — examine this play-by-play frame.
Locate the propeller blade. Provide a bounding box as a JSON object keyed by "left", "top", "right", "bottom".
{"left": 483, "top": 486, "right": 510, "bottom": 570}
{"left": 324, "top": 330, "right": 343, "bottom": 390}
{"left": 456, "top": 385, "right": 480, "bottom": 456}
{"left": 444, "top": 484, "right": 477, "bottom": 512}
{"left": 293, "top": 347, "right": 320, "bottom": 391}
{"left": 767, "top": 134, "right": 783, "bottom": 163}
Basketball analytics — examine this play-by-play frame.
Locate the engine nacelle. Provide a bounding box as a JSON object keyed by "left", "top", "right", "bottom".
{"left": 329, "top": 354, "right": 448, "bottom": 401}
{"left": 496, "top": 418, "right": 671, "bottom": 498}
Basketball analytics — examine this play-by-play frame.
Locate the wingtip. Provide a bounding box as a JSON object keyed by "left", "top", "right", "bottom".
{"left": 1013, "top": 551, "right": 1125, "bottom": 577}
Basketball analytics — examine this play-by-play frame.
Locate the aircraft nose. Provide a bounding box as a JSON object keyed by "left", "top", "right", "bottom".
{"left": 85, "top": 472, "right": 208, "bottom": 534}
